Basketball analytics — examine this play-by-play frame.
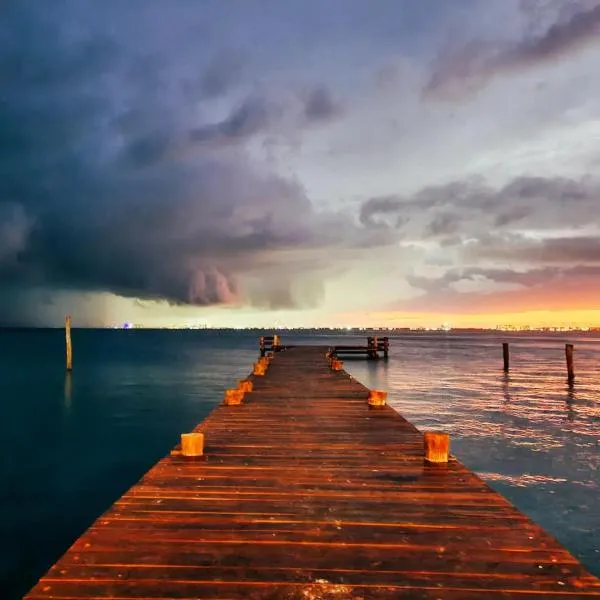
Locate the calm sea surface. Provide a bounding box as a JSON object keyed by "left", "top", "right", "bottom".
{"left": 1, "top": 329, "right": 599, "bottom": 598}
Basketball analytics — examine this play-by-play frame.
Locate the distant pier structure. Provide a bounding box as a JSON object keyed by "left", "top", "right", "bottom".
{"left": 330, "top": 335, "right": 389, "bottom": 360}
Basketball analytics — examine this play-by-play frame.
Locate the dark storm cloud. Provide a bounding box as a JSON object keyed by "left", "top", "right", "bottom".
{"left": 303, "top": 86, "right": 343, "bottom": 122}
{"left": 407, "top": 266, "right": 572, "bottom": 293}
{"left": 0, "top": 204, "right": 32, "bottom": 265}
{"left": 359, "top": 175, "right": 599, "bottom": 243}
{"left": 189, "top": 85, "right": 342, "bottom": 146}
{"left": 0, "top": 1, "right": 365, "bottom": 320}
{"left": 189, "top": 96, "right": 274, "bottom": 145}
{"left": 425, "top": 212, "right": 461, "bottom": 237}
{"left": 466, "top": 234, "right": 600, "bottom": 264}
{"left": 359, "top": 196, "right": 403, "bottom": 228}
{"left": 424, "top": 2, "right": 600, "bottom": 99}
{"left": 197, "top": 52, "right": 244, "bottom": 99}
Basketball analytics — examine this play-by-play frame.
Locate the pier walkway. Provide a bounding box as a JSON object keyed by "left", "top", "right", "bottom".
{"left": 26, "top": 346, "right": 600, "bottom": 598}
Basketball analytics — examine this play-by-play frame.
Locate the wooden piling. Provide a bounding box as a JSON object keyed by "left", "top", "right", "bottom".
{"left": 367, "top": 336, "right": 378, "bottom": 359}
{"left": 565, "top": 343, "right": 575, "bottom": 381}
{"left": 180, "top": 432, "right": 204, "bottom": 457}
{"left": 65, "top": 315, "right": 73, "bottom": 372}
{"left": 502, "top": 342, "right": 509, "bottom": 372}
{"left": 424, "top": 431, "right": 450, "bottom": 463}
{"left": 382, "top": 336, "right": 389, "bottom": 359}
{"left": 367, "top": 389, "right": 387, "bottom": 407}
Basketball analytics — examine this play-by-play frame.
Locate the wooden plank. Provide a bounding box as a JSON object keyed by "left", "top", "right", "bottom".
{"left": 24, "top": 346, "right": 600, "bottom": 599}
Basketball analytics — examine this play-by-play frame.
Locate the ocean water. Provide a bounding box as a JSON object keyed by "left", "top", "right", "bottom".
{"left": 1, "top": 330, "right": 599, "bottom": 598}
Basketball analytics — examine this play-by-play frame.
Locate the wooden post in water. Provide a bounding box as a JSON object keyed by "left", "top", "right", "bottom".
{"left": 424, "top": 432, "right": 450, "bottom": 463}
{"left": 65, "top": 315, "right": 73, "bottom": 372}
{"left": 331, "top": 358, "right": 344, "bottom": 371}
{"left": 180, "top": 432, "right": 204, "bottom": 457}
{"left": 382, "top": 336, "right": 389, "bottom": 359}
{"left": 565, "top": 344, "right": 575, "bottom": 381}
{"left": 502, "top": 342, "right": 510, "bottom": 372}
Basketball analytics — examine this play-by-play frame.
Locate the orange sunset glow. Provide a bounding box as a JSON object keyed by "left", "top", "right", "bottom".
{"left": 357, "top": 310, "right": 600, "bottom": 330}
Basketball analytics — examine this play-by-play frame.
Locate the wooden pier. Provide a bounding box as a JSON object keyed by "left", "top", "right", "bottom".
{"left": 25, "top": 346, "right": 600, "bottom": 599}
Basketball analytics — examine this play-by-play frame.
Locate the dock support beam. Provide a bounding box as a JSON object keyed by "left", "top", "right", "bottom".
{"left": 367, "top": 336, "right": 378, "bottom": 360}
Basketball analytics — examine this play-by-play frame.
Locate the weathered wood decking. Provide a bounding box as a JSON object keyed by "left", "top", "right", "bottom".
{"left": 26, "top": 346, "right": 600, "bottom": 599}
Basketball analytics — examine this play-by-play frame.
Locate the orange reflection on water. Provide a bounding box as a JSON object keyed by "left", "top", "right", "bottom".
{"left": 342, "top": 332, "right": 600, "bottom": 574}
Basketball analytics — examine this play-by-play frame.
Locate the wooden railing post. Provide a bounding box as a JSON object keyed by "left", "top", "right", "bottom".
{"left": 565, "top": 344, "right": 574, "bottom": 381}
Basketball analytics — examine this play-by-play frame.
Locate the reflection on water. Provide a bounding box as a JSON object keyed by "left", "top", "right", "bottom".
{"left": 63, "top": 372, "right": 72, "bottom": 412}
{"left": 343, "top": 333, "right": 600, "bottom": 577}
{"left": 501, "top": 372, "right": 511, "bottom": 403}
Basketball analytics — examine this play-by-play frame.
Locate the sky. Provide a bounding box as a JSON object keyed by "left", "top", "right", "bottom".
{"left": 1, "top": 0, "right": 600, "bottom": 328}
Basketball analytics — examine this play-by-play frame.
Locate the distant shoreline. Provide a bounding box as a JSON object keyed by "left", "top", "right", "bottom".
{"left": 1, "top": 326, "right": 600, "bottom": 334}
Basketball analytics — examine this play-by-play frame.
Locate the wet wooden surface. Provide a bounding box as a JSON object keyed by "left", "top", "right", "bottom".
{"left": 25, "top": 346, "right": 600, "bottom": 599}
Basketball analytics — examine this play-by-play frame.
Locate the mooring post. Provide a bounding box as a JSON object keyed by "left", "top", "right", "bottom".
{"left": 565, "top": 344, "right": 575, "bottom": 381}
{"left": 65, "top": 315, "right": 73, "bottom": 372}
{"left": 273, "top": 334, "right": 280, "bottom": 351}
{"left": 424, "top": 432, "right": 450, "bottom": 463}
{"left": 502, "top": 342, "right": 510, "bottom": 372}
{"left": 180, "top": 432, "right": 204, "bottom": 457}
{"left": 259, "top": 336, "right": 265, "bottom": 357}
{"left": 382, "top": 336, "right": 389, "bottom": 359}
{"left": 367, "top": 336, "right": 377, "bottom": 359}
